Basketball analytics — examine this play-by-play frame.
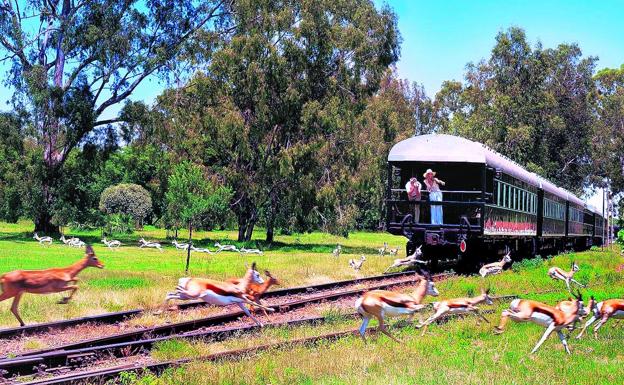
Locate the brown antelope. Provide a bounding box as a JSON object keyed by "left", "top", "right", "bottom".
{"left": 0, "top": 245, "right": 104, "bottom": 326}
{"left": 493, "top": 291, "right": 586, "bottom": 354}
{"left": 576, "top": 297, "right": 624, "bottom": 339}
{"left": 227, "top": 270, "right": 281, "bottom": 317}
{"left": 479, "top": 251, "right": 512, "bottom": 277}
{"left": 548, "top": 261, "right": 584, "bottom": 291}
{"left": 417, "top": 288, "right": 493, "bottom": 335}
{"left": 163, "top": 262, "right": 274, "bottom": 326}
{"left": 383, "top": 246, "right": 425, "bottom": 273}
{"left": 355, "top": 271, "right": 439, "bottom": 342}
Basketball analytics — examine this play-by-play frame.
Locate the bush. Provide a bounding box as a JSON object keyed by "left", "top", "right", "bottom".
{"left": 99, "top": 183, "right": 152, "bottom": 227}
{"left": 511, "top": 256, "right": 544, "bottom": 273}
{"left": 617, "top": 229, "right": 624, "bottom": 245}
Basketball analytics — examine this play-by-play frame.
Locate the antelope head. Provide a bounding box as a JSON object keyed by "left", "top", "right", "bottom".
{"left": 571, "top": 261, "right": 580, "bottom": 272}
{"left": 482, "top": 288, "right": 494, "bottom": 305}
{"left": 246, "top": 262, "right": 264, "bottom": 285}
{"left": 264, "top": 270, "right": 281, "bottom": 286}
{"left": 85, "top": 245, "right": 105, "bottom": 269}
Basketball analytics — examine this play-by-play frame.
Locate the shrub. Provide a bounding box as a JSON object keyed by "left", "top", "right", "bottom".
{"left": 99, "top": 183, "right": 152, "bottom": 227}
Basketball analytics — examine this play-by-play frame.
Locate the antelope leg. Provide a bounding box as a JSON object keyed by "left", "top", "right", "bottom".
{"left": 576, "top": 315, "right": 597, "bottom": 339}
{"left": 10, "top": 293, "right": 25, "bottom": 327}
{"left": 237, "top": 302, "right": 263, "bottom": 327}
{"left": 557, "top": 330, "right": 571, "bottom": 354}
{"left": 531, "top": 323, "right": 556, "bottom": 354}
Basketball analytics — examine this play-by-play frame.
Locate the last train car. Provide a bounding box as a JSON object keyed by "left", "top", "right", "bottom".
{"left": 385, "top": 134, "right": 606, "bottom": 268}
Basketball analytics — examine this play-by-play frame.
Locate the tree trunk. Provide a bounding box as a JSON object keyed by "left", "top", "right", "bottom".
{"left": 34, "top": 172, "right": 59, "bottom": 234}
{"left": 244, "top": 209, "right": 257, "bottom": 241}
{"left": 266, "top": 224, "right": 274, "bottom": 243}
{"left": 185, "top": 221, "right": 193, "bottom": 274}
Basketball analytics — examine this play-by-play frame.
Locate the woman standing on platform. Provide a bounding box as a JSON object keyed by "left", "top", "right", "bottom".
{"left": 423, "top": 169, "right": 445, "bottom": 225}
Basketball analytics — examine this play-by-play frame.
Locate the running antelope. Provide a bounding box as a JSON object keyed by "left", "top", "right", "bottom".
{"left": 378, "top": 242, "right": 388, "bottom": 256}
{"left": 33, "top": 233, "right": 53, "bottom": 245}
{"left": 355, "top": 271, "right": 439, "bottom": 342}
{"left": 576, "top": 297, "right": 623, "bottom": 339}
{"left": 69, "top": 237, "right": 86, "bottom": 248}
{"left": 139, "top": 238, "right": 163, "bottom": 252}
{"left": 493, "top": 291, "right": 586, "bottom": 354}
{"left": 215, "top": 242, "right": 239, "bottom": 253}
{"left": 349, "top": 255, "right": 366, "bottom": 271}
{"left": 227, "top": 270, "right": 281, "bottom": 317}
{"left": 240, "top": 247, "right": 263, "bottom": 255}
{"left": 101, "top": 238, "right": 121, "bottom": 250}
{"left": 172, "top": 240, "right": 190, "bottom": 250}
{"left": 0, "top": 245, "right": 104, "bottom": 326}
{"left": 548, "top": 261, "right": 584, "bottom": 291}
{"left": 60, "top": 235, "right": 77, "bottom": 246}
{"left": 383, "top": 246, "right": 424, "bottom": 273}
{"left": 332, "top": 244, "right": 342, "bottom": 258}
{"left": 163, "top": 262, "right": 274, "bottom": 326}
{"left": 479, "top": 251, "right": 512, "bottom": 277}
{"left": 388, "top": 247, "right": 400, "bottom": 256}
{"left": 417, "top": 288, "right": 493, "bottom": 335}
{"left": 191, "top": 246, "right": 215, "bottom": 254}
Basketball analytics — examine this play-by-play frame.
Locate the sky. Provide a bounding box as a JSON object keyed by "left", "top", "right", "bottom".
{"left": 1, "top": 0, "right": 622, "bottom": 208}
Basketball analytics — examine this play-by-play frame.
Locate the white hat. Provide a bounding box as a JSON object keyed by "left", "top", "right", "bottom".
{"left": 423, "top": 169, "right": 436, "bottom": 177}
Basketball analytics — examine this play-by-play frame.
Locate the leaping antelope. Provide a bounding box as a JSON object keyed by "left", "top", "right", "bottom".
{"left": 417, "top": 288, "right": 493, "bottom": 335}
{"left": 191, "top": 246, "right": 215, "bottom": 254}
{"left": 383, "top": 246, "right": 425, "bottom": 273}
{"left": 388, "top": 247, "right": 400, "bottom": 256}
{"left": 68, "top": 237, "right": 85, "bottom": 248}
{"left": 355, "top": 271, "right": 439, "bottom": 342}
{"left": 332, "top": 244, "right": 342, "bottom": 258}
{"left": 493, "top": 291, "right": 586, "bottom": 354}
{"left": 240, "top": 247, "right": 263, "bottom": 255}
{"left": 163, "top": 262, "right": 274, "bottom": 326}
{"left": 548, "top": 261, "right": 584, "bottom": 291}
{"left": 227, "top": 270, "right": 281, "bottom": 317}
{"left": 479, "top": 251, "right": 512, "bottom": 277}
{"left": 378, "top": 242, "right": 388, "bottom": 256}
{"left": 576, "top": 297, "right": 623, "bottom": 339}
{"left": 172, "top": 240, "right": 190, "bottom": 250}
{"left": 0, "top": 245, "right": 104, "bottom": 326}
{"left": 101, "top": 238, "right": 121, "bottom": 250}
{"left": 33, "top": 233, "right": 53, "bottom": 245}
{"left": 348, "top": 255, "right": 366, "bottom": 271}
{"left": 139, "top": 238, "right": 163, "bottom": 252}
{"left": 60, "top": 235, "right": 77, "bottom": 246}
{"left": 215, "top": 242, "right": 239, "bottom": 253}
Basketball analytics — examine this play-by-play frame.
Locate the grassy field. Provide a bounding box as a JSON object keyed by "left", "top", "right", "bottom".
{"left": 0, "top": 220, "right": 404, "bottom": 326}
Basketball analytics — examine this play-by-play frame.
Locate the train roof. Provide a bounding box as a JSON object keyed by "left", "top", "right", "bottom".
{"left": 388, "top": 134, "right": 589, "bottom": 208}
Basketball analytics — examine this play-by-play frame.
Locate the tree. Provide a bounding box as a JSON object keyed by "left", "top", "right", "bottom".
{"left": 0, "top": 0, "right": 233, "bottom": 232}
{"left": 99, "top": 183, "right": 152, "bottom": 229}
{"left": 0, "top": 113, "right": 25, "bottom": 222}
{"left": 165, "top": 161, "right": 232, "bottom": 272}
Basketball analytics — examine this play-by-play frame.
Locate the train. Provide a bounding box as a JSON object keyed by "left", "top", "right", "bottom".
{"left": 386, "top": 134, "right": 607, "bottom": 269}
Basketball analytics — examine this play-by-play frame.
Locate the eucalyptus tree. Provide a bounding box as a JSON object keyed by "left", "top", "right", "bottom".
{"left": 0, "top": 0, "right": 233, "bottom": 232}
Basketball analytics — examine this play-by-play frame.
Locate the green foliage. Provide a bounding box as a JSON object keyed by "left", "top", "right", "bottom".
{"left": 511, "top": 256, "right": 544, "bottom": 273}
{"left": 617, "top": 229, "right": 624, "bottom": 245}
{"left": 99, "top": 184, "right": 153, "bottom": 226}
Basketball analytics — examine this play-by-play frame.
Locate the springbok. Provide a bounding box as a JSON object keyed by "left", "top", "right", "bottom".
{"left": 378, "top": 242, "right": 388, "bottom": 256}
{"left": 215, "top": 242, "right": 239, "bottom": 253}
{"left": 163, "top": 262, "right": 274, "bottom": 326}
{"left": 479, "top": 251, "right": 512, "bottom": 277}
{"left": 240, "top": 247, "right": 263, "bottom": 255}
{"left": 417, "top": 288, "right": 493, "bottom": 335}
{"left": 172, "top": 240, "right": 190, "bottom": 250}
{"left": 227, "top": 270, "right": 281, "bottom": 317}
{"left": 69, "top": 237, "right": 85, "bottom": 248}
{"left": 332, "top": 244, "right": 342, "bottom": 258}
{"left": 493, "top": 291, "right": 586, "bottom": 354}
{"left": 355, "top": 271, "right": 439, "bottom": 342}
{"left": 0, "top": 245, "right": 104, "bottom": 326}
{"left": 101, "top": 238, "right": 121, "bottom": 250}
{"left": 383, "top": 246, "right": 425, "bottom": 274}
{"left": 388, "top": 247, "right": 400, "bottom": 256}
{"left": 139, "top": 238, "right": 163, "bottom": 252}
{"left": 191, "top": 246, "right": 215, "bottom": 254}
{"left": 548, "top": 261, "right": 584, "bottom": 291}
{"left": 33, "top": 233, "right": 53, "bottom": 245}
{"left": 349, "top": 255, "right": 366, "bottom": 271}
{"left": 576, "top": 297, "right": 623, "bottom": 339}
{"left": 60, "top": 235, "right": 77, "bottom": 246}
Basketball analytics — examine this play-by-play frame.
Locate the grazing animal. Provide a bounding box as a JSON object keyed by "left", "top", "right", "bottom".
{"left": 172, "top": 240, "right": 190, "bottom": 250}
{"left": 190, "top": 246, "right": 215, "bottom": 254}
{"left": 378, "top": 242, "right": 388, "bottom": 256}
{"left": 494, "top": 291, "right": 586, "bottom": 354}
{"left": 33, "top": 233, "right": 53, "bottom": 245}
{"left": 355, "top": 271, "right": 439, "bottom": 342}
{"left": 332, "top": 244, "right": 342, "bottom": 258}
{"left": 388, "top": 247, "right": 399, "bottom": 256}
{"left": 139, "top": 238, "right": 163, "bottom": 252}
{"left": 215, "top": 242, "right": 239, "bottom": 253}
{"left": 417, "top": 288, "right": 493, "bottom": 335}
{"left": 0, "top": 245, "right": 104, "bottom": 326}
{"left": 163, "top": 262, "right": 274, "bottom": 326}
{"left": 548, "top": 261, "right": 584, "bottom": 291}
{"left": 227, "top": 270, "right": 281, "bottom": 317}
{"left": 240, "top": 247, "right": 263, "bottom": 255}
{"left": 479, "top": 251, "right": 512, "bottom": 277}
{"left": 576, "top": 297, "right": 623, "bottom": 339}
{"left": 349, "top": 255, "right": 366, "bottom": 271}
{"left": 384, "top": 246, "right": 425, "bottom": 273}
{"left": 101, "top": 238, "right": 121, "bottom": 250}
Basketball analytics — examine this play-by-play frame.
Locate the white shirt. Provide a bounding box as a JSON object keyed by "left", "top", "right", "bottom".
{"left": 405, "top": 180, "right": 422, "bottom": 200}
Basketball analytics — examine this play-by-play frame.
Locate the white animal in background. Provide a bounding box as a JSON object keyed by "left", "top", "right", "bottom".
{"left": 60, "top": 235, "right": 77, "bottom": 246}
{"left": 215, "top": 242, "right": 239, "bottom": 253}
{"left": 479, "top": 251, "right": 512, "bottom": 278}
{"left": 240, "top": 247, "right": 263, "bottom": 255}
{"left": 69, "top": 238, "right": 86, "bottom": 248}
{"left": 172, "top": 240, "right": 191, "bottom": 250}
{"left": 101, "top": 238, "right": 122, "bottom": 250}
{"left": 139, "top": 238, "right": 163, "bottom": 252}
{"left": 388, "top": 247, "right": 400, "bottom": 256}
{"left": 33, "top": 233, "right": 53, "bottom": 245}
{"left": 349, "top": 255, "right": 366, "bottom": 271}
{"left": 378, "top": 242, "right": 388, "bottom": 256}
{"left": 191, "top": 246, "right": 215, "bottom": 254}
{"left": 548, "top": 261, "right": 584, "bottom": 291}
{"left": 332, "top": 244, "right": 342, "bottom": 258}
{"left": 384, "top": 246, "right": 425, "bottom": 273}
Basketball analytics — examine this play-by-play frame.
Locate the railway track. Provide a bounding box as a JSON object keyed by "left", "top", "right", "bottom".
{"left": 0, "top": 270, "right": 436, "bottom": 340}
{"left": 0, "top": 272, "right": 453, "bottom": 379}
